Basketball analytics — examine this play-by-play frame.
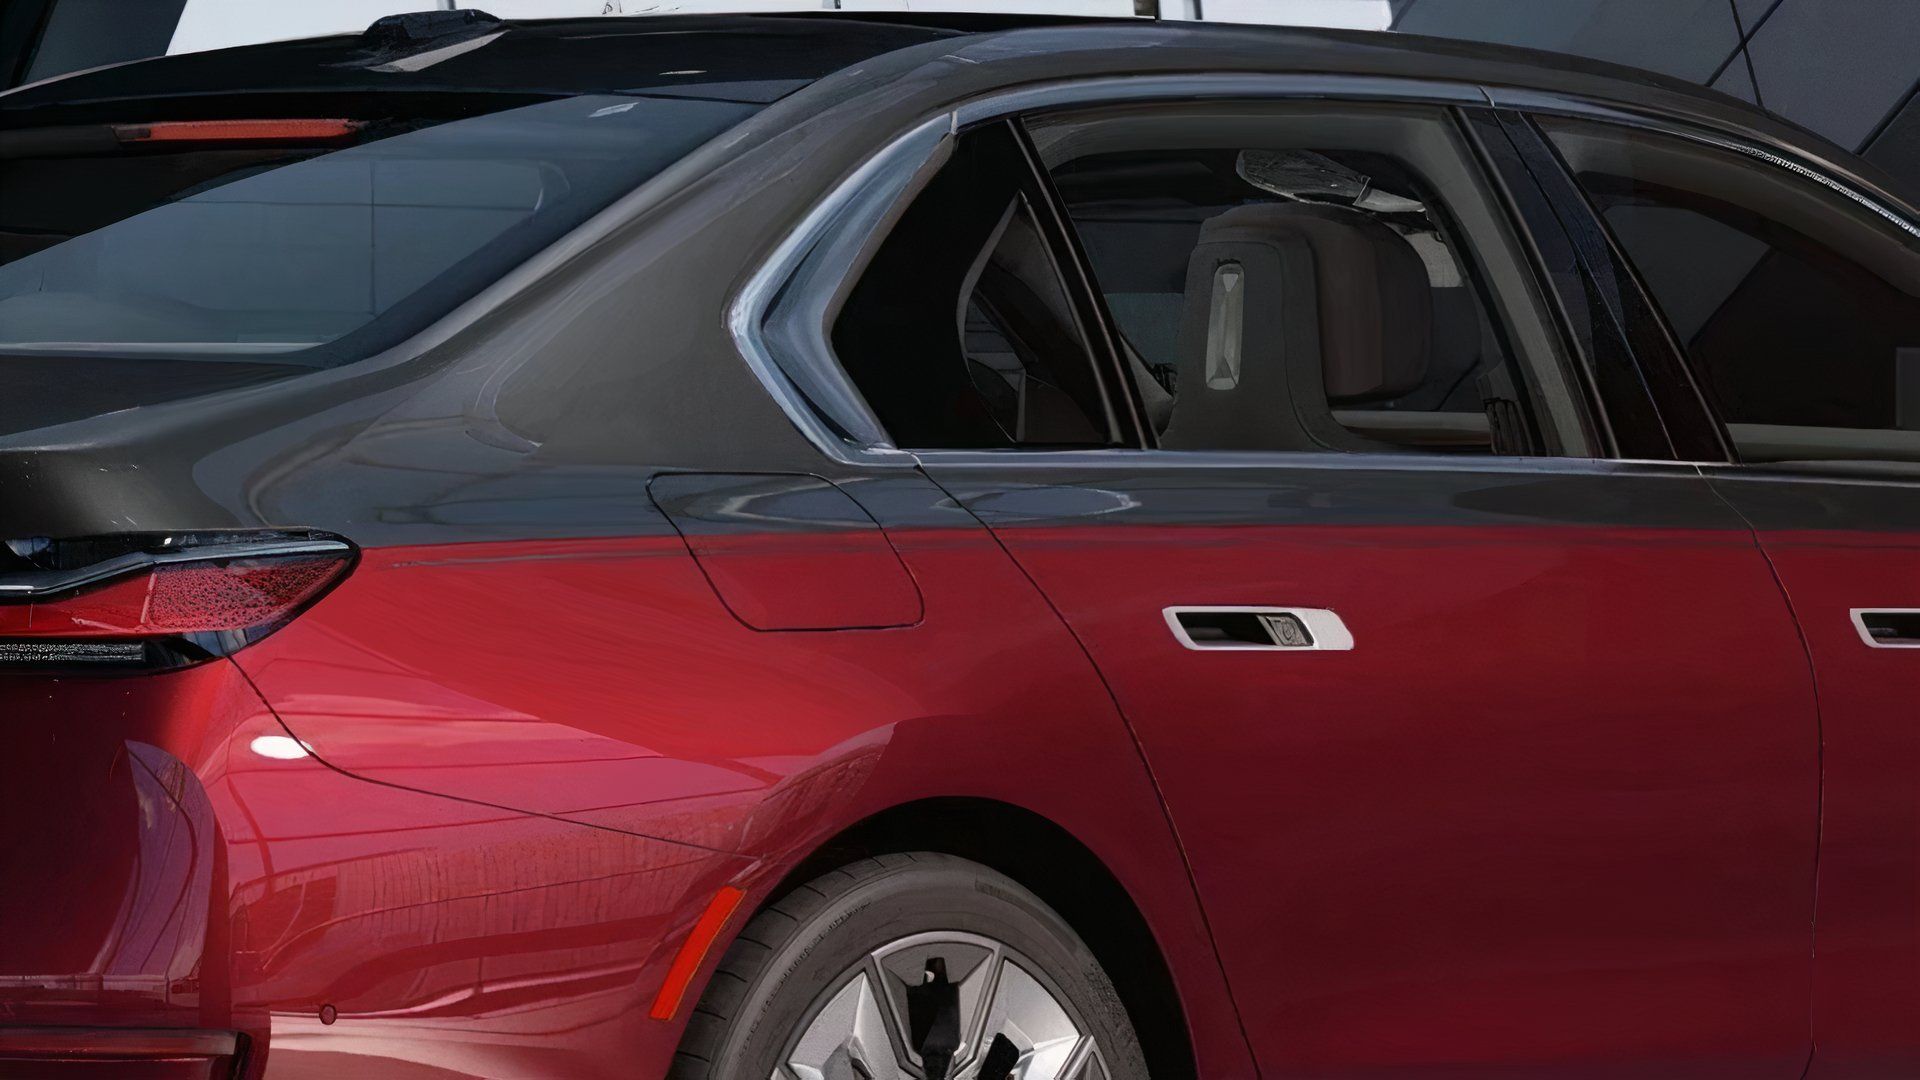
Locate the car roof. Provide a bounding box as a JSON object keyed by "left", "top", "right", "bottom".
{"left": 0, "top": 14, "right": 988, "bottom": 118}
{"left": 0, "top": 11, "right": 1736, "bottom": 113}
{"left": 0, "top": 11, "right": 1881, "bottom": 201}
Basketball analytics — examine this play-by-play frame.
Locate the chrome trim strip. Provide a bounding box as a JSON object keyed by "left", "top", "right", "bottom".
{"left": 1164, "top": 606, "right": 1355, "bottom": 652}
{"left": 1703, "top": 138, "right": 1920, "bottom": 241}
{"left": 727, "top": 115, "right": 952, "bottom": 468}
{"left": 730, "top": 73, "right": 1492, "bottom": 467}
{"left": 0, "top": 538, "right": 351, "bottom": 599}
{"left": 911, "top": 446, "right": 1703, "bottom": 478}
{"left": 734, "top": 71, "right": 1918, "bottom": 472}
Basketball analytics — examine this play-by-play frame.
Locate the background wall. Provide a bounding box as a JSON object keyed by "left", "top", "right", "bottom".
{"left": 1386, "top": 0, "right": 1920, "bottom": 197}
{"left": 2, "top": 0, "right": 1916, "bottom": 197}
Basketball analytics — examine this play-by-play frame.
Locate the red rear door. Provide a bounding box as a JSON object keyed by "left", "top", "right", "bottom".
{"left": 931, "top": 456, "right": 1817, "bottom": 1077}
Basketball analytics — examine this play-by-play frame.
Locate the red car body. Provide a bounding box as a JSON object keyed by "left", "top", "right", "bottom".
{"left": 0, "top": 11, "right": 1914, "bottom": 1080}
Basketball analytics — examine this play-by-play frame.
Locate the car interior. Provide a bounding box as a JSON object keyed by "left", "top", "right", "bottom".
{"left": 834, "top": 103, "right": 1586, "bottom": 457}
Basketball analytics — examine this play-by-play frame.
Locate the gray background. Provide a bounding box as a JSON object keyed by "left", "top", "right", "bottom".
{"left": 1387, "top": 0, "right": 1920, "bottom": 197}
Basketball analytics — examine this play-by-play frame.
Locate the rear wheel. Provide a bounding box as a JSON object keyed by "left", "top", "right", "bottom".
{"left": 670, "top": 853, "right": 1148, "bottom": 1080}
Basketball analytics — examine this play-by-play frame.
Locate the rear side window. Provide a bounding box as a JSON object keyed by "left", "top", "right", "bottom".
{"left": 0, "top": 94, "right": 757, "bottom": 363}
{"left": 829, "top": 104, "right": 1591, "bottom": 457}
{"left": 1029, "top": 101, "right": 1587, "bottom": 457}
{"left": 1542, "top": 117, "right": 1920, "bottom": 466}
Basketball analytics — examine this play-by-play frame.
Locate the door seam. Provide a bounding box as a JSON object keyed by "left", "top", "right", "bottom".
{"left": 1701, "top": 469, "right": 1825, "bottom": 1080}
{"left": 912, "top": 461, "right": 1265, "bottom": 1077}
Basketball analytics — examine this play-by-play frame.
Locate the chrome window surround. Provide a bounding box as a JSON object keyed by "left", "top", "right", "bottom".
{"left": 729, "top": 74, "right": 1485, "bottom": 468}
{"left": 730, "top": 73, "right": 1920, "bottom": 472}
{"left": 730, "top": 114, "right": 954, "bottom": 467}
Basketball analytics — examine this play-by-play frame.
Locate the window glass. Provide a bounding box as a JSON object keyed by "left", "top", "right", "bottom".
{"left": 831, "top": 121, "right": 1119, "bottom": 449}
{"left": 1029, "top": 102, "right": 1586, "bottom": 456}
{"left": 1543, "top": 117, "right": 1920, "bottom": 465}
{"left": 0, "top": 94, "right": 758, "bottom": 364}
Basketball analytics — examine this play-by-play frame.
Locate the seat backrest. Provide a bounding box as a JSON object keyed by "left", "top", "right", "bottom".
{"left": 1160, "top": 201, "right": 1433, "bottom": 451}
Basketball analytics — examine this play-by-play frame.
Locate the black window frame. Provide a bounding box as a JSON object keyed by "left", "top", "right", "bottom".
{"left": 1463, "top": 109, "right": 1678, "bottom": 461}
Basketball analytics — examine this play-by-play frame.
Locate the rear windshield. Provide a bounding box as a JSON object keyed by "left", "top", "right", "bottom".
{"left": 0, "top": 93, "right": 758, "bottom": 364}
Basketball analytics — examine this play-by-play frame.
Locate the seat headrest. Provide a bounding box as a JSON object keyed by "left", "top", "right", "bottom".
{"left": 1195, "top": 202, "right": 1433, "bottom": 403}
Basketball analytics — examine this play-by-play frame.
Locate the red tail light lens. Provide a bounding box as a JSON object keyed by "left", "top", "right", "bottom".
{"left": 0, "top": 534, "right": 353, "bottom": 670}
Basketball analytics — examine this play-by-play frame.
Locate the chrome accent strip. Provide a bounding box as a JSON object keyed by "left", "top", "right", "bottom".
{"left": 1851, "top": 608, "right": 1920, "bottom": 650}
{"left": 727, "top": 116, "right": 952, "bottom": 467}
{"left": 731, "top": 73, "right": 1492, "bottom": 467}
{"left": 0, "top": 538, "right": 350, "bottom": 599}
{"left": 1704, "top": 139, "right": 1920, "bottom": 241}
{"left": 736, "top": 70, "right": 1917, "bottom": 471}
{"left": 911, "top": 446, "right": 1703, "bottom": 478}
{"left": 1164, "top": 606, "right": 1355, "bottom": 652}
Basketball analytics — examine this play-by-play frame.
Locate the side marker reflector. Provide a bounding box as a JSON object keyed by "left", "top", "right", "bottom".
{"left": 649, "top": 885, "right": 746, "bottom": 1021}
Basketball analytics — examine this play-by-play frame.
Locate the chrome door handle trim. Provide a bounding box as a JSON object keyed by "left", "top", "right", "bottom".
{"left": 1850, "top": 608, "right": 1920, "bottom": 649}
{"left": 1163, "top": 606, "right": 1355, "bottom": 652}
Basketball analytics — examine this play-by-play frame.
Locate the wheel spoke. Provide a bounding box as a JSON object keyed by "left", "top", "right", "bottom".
{"left": 783, "top": 971, "right": 910, "bottom": 1080}
{"left": 784, "top": 934, "right": 1099, "bottom": 1080}
{"left": 965, "top": 960, "right": 1095, "bottom": 1080}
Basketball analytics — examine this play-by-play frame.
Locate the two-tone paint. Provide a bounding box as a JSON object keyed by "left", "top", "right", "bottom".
{"left": 1, "top": 13, "right": 1915, "bottom": 1079}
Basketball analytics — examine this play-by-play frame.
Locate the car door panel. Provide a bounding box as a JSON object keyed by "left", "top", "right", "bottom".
{"left": 1705, "top": 472, "right": 1920, "bottom": 1079}
{"left": 1520, "top": 109, "right": 1920, "bottom": 1077}
{"left": 927, "top": 456, "right": 1819, "bottom": 1077}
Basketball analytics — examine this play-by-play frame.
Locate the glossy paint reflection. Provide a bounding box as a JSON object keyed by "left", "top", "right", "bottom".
{"left": 1, "top": 662, "right": 749, "bottom": 1078}
{"left": 230, "top": 490, "right": 1253, "bottom": 1077}
{"left": 931, "top": 459, "right": 1821, "bottom": 1078}
{"left": 0, "top": 664, "right": 251, "bottom": 1033}
{"left": 217, "top": 708, "right": 749, "bottom": 1079}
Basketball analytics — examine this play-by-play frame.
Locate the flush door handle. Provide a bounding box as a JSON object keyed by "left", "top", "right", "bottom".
{"left": 1853, "top": 609, "right": 1920, "bottom": 648}
{"left": 1164, "top": 607, "right": 1354, "bottom": 651}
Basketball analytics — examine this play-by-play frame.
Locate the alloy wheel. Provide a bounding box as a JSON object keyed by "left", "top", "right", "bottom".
{"left": 779, "top": 930, "right": 1109, "bottom": 1080}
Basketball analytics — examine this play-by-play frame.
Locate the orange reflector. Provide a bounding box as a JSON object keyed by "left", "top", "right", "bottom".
{"left": 115, "top": 118, "right": 364, "bottom": 143}
{"left": 649, "top": 885, "right": 746, "bottom": 1021}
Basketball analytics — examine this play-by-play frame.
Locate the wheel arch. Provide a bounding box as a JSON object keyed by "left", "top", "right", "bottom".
{"left": 761, "top": 795, "right": 1196, "bottom": 1080}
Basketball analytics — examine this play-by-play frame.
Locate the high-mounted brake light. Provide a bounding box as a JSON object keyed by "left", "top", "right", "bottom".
{"left": 0, "top": 533, "right": 353, "bottom": 670}
{"left": 112, "top": 119, "right": 365, "bottom": 144}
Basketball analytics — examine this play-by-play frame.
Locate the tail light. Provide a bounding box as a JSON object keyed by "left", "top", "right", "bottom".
{"left": 0, "top": 532, "right": 353, "bottom": 671}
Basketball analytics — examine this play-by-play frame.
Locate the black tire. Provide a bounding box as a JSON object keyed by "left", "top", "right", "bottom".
{"left": 668, "top": 852, "right": 1149, "bottom": 1079}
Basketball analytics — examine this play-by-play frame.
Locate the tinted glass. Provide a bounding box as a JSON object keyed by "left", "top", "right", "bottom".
{"left": 832, "top": 121, "right": 1119, "bottom": 450}
{"left": 1030, "top": 102, "right": 1585, "bottom": 456}
{"left": 1544, "top": 118, "right": 1920, "bottom": 464}
{"left": 0, "top": 94, "right": 757, "bottom": 363}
